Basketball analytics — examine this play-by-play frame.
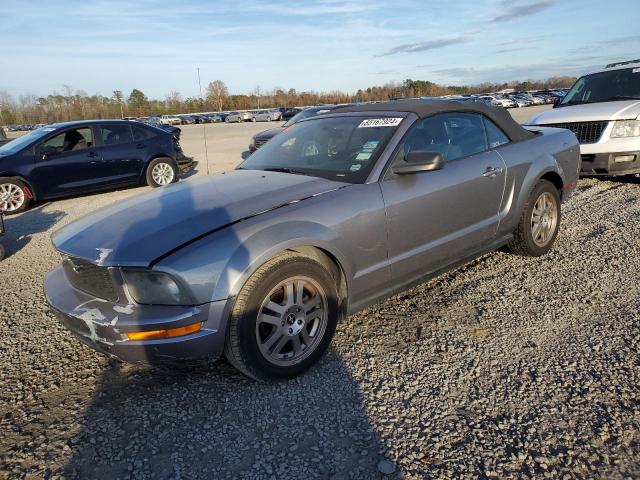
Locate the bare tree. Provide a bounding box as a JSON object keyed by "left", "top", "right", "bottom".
{"left": 251, "top": 86, "right": 262, "bottom": 108}
{"left": 165, "top": 90, "right": 183, "bottom": 114}
{"left": 206, "top": 80, "right": 229, "bottom": 111}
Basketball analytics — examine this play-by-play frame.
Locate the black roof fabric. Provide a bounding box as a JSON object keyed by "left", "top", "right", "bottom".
{"left": 334, "top": 100, "right": 534, "bottom": 142}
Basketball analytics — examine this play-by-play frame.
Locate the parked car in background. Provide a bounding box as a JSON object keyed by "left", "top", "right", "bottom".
{"left": 0, "top": 127, "right": 8, "bottom": 146}
{"left": 282, "top": 108, "right": 302, "bottom": 120}
{"left": 249, "top": 105, "right": 343, "bottom": 152}
{"left": 180, "top": 116, "right": 196, "bottom": 125}
{"left": 44, "top": 99, "right": 579, "bottom": 380}
{"left": 0, "top": 120, "right": 195, "bottom": 213}
{"left": 480, "top": 95, "right": 514, "bottom": 108}
{"left": 251, "top": 110, "right": 280, "bottom": 122}
{"left": 225, "top": 111, "right": 252, "bottom": 123}
{"left": 160, "top": 115, "right": 182, "bottom": 126}
{"left": 527, "top": 59, "right": 640, "bottom": 176}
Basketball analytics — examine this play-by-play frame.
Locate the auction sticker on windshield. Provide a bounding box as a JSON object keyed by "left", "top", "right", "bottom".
{"left": 358, "top": 118, "right": 403, "bottom": 128}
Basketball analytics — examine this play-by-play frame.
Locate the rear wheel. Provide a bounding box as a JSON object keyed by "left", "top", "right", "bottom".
{"left": 224, "top": 251, "right": 340, "bottom": 381}
{"left": 506, "top": 179, "right": 561, "bottom": 256}
{"left": 146, "top": 158, "right": 178, "bottom": 187}
{"left": 0, "top": 178, "right": 31, "bottom": 214}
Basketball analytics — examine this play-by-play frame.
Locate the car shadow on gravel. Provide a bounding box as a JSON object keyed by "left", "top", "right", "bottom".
{"left": 61, "top": 354, "right": 390, "bottom": 479}
{"left": 1, "top": 207, "right": 65, "bottom": 258}
{"left": 59, "top": 179, "right": 390, "bottom": 479}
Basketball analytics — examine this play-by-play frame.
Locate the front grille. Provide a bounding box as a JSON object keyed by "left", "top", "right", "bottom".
{"left": 541, "top": 121, "right": 608, "bottom": 144}
{"left": 61, "top": 256, "right": 118, "bottom": 302}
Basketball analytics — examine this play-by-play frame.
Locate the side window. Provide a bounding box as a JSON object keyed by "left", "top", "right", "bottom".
{"left": 132, "top": 125, "right": 154, "bottom": 141}
{"left": 100, "top": 125, "right": 133, "bottom": 146}
{"left": 484, "top": 118, "right": 510, "bottom": 149}
{"left": 440, "top": 113, "right": 487, "bottom": 160}
{"left": 394, "top": 112, "right": 488, "bottom": 164}
{"left": 39, "top": 128, "right": 93, "bottom": 154}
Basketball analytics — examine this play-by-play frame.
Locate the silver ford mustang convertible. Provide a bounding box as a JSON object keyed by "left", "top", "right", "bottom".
{"left": 45, "top": 100, "right": 580, "bottom": 380}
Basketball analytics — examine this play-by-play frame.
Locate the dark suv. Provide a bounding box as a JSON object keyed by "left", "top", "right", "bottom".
{"left": 0, "top": 120, "right": 195, "bottom": 213}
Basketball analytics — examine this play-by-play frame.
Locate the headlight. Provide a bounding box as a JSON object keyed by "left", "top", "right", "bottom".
{"left": 122, "top": 269, "right": 192, "bottom": 305}
{"left": 611, "top": 120, "right": 640, "bottom": 138}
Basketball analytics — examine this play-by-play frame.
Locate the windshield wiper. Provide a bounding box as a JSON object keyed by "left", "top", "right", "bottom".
{"left": 262, "top": 167, "right": 308, "bottom": 175}
{"left": 561, "top": 100, "right": 591, "bottom": 106}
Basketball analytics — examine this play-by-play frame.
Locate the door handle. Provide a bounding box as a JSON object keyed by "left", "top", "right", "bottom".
{"left": 88, "top": 151, "right": 98, "bottom": 158}
{"left": 482, "top": 166, "right": 503, "bottom": 178}
{"left": 136, "top": 143, "right": 146, "bottom": 149}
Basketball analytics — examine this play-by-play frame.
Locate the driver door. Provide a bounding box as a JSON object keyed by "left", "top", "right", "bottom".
{"left": 30, "top": 127, "right": 103, "bottom": 197}
{"left": 380, "top": 113, "right": 507, "bottom": 289}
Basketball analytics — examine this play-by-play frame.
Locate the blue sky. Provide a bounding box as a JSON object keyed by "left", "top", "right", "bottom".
{"left": 1, "top": 0, "right": 639, "bottom": 99}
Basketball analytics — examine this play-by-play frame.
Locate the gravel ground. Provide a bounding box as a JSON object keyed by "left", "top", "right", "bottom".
{"left": 2, "top": 105, "right": 639, "bottom": 479}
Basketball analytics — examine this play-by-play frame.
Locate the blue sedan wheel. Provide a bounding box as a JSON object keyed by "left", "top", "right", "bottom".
{"left": 146, "top": 158, "right": 178, "bottom": 188}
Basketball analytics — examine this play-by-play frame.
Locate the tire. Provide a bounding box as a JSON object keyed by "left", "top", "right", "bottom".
{"left": 0, "top": 177, "right": 31, "bottom": 214}
{"left": 251, "top": 117, "right": 256, "bottom": 122}
{"left": 505, "top": 179, "right": 561, "bottom": 257}
{"left": 0, "top": 243, "right": 5, "bottom": 261}
{"left": 145, "top": 158, "right": 179, "bottom": 188}
{"left": 224, "top": 251, "right": 340, "bottom": 381}
{"left": 267, "top": 117, "right": 271, "bottom": 122}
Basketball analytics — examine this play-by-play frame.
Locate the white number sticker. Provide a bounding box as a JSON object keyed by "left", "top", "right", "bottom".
{"left": 358, "top": 117, "right": 403, "bottom": 128}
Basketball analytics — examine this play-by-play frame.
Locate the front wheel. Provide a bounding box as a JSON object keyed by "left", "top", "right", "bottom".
{"left": 505, "top": 179, "right": 561, "bottom": 256}
{"left": 146, "top": 158, "right": 178, "bottom": 187}
{"left": 0, "top": 178, "right": 31, "bottom": 214}
{"left": 224, "top": 251, "right": 340, "bottom": 381}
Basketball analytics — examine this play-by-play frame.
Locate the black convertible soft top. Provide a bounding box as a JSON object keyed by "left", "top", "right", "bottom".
{"left": 334, "top": 99, "right": 534, "bottom": 143}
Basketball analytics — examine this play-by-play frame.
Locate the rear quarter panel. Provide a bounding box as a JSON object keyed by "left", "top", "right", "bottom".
{"left": 494, "top": 127, "right": 580, "bottom": 236}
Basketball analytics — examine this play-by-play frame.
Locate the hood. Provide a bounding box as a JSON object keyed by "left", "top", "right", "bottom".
{"left": 53, "top": 169, "right": 347, "bottom": 267}
{"left": 527, "top": 100, "right": 640, "bottom": 125}
{"left": 253, "top": 127, "right": 285, "bottom": 140}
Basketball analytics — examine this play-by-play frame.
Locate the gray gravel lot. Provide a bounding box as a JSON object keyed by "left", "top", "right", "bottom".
{"left": 2, "top": 105, "right": 639, "bottom": 479}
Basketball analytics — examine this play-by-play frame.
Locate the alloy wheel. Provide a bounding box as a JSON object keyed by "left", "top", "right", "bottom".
{"left": 151, "top": 162, "right": 175, "bottom": 186}
{"left": 531, "top": 191, "right": 558, "bottom": 247}
{"left": 255, "top": 276, "right": 328, "bottom": 366}
{"left": 0, "top": 183, "right": 25, "bottom": 212}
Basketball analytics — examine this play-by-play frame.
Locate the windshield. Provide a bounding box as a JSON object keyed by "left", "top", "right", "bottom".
{"left": 561, "top": 67, "right": 640, "bottom": 106}
{"left": 240, "top": 115, "right": 404, "bottom": 183}
{"left": 284, "top": 107, "right": 334, "bottom": 127}
{"left": 0, "top": 127, "right": 54, "bottom": 154}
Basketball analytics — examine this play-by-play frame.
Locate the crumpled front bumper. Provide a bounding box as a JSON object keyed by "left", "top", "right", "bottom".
{"left": 44, "top": 266, "right": 231, "bottom": 364}
{"left": 176, "top": 154, "right": 197, "bottom": 174}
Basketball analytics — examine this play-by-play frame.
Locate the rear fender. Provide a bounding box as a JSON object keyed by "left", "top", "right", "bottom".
{"left": 498, "top": 152, "right": 563, "bottom": 233}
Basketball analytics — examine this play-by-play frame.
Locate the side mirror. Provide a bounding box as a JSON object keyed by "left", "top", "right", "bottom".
{"left": 552, "top": 97, "right": 562, "bottom": 108}
{"left": 392, "top": 151, "right": 444, "bottom": 175}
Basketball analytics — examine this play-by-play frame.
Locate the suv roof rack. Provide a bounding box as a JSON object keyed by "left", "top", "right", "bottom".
{"left": 605, "top": 59, "right": 640, "bottom": 68}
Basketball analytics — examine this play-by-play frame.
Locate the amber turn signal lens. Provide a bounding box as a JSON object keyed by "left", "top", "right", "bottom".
{"left": 126, "top": 322, "right": 203, "bottom": 341}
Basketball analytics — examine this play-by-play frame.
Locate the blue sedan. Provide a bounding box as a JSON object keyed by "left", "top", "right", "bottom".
{"left": 0, "top": 120, "right": 194, "bottom": 213}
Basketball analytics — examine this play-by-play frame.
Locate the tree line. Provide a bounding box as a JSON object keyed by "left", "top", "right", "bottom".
{"left": 0, "top": 76, "right": 576, "bottom": 125}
